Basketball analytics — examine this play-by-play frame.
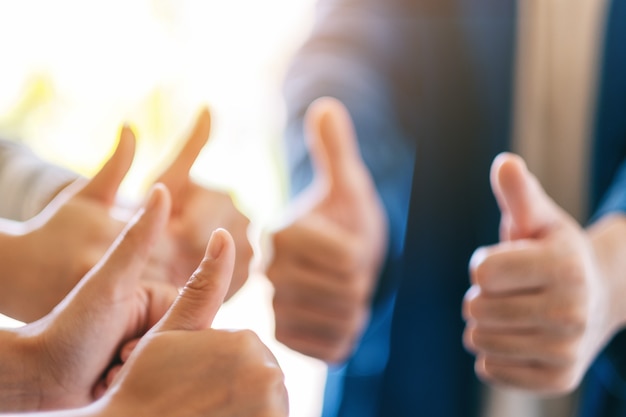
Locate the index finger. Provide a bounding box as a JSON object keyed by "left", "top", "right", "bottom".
{"left": 470, "top": 240, "right": 551, "bottom": 294}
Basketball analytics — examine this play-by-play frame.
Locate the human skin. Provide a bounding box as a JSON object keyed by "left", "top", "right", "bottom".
{"left": 0, "top": 186, "right": 288, "bottom": 417}
{"left": 151, "top": 107, "right": 253, "bottom": 297}
{"left": 265, "top": 97, "right": 388, "bottom": 363}
{"left": 0, "top": 108, "right": 252, "bottom": 322}
{"left": 463, "top": 153, "right": 626, "bottom": 394}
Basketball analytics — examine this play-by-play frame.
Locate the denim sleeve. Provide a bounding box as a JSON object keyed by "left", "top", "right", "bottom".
{"left": 591, "top": 159, "right": 626, "bottom": 221}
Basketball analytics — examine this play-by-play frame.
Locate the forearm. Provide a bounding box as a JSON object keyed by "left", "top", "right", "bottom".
{"left": 588, "top": 213, "right": 626, "bottom": 334}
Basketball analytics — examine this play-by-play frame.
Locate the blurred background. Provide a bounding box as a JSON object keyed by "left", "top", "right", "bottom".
{"left": 0, "top": 0, "right": 325, "bottom": 415}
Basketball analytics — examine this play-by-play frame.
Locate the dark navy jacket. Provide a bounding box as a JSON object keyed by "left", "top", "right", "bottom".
{"left": 282, "top": 0, "right": 626, "bottom": 415}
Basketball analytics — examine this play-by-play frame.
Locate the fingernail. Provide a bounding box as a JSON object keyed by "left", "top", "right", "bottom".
{"left": 208, "top": 228, "right": 225, "bottom": 259}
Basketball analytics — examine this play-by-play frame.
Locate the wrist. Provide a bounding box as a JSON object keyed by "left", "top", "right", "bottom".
{"left": 0, "top": 329, "right": 42, "bottom": 411}
{"left": 587, "top": 213, "right": 626, "bottom": 332}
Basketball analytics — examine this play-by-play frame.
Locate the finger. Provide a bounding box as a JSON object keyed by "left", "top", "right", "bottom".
{"left": 120, "top": 338, "right": 140, "bottom": 363}
{"left": 79, "top": 125, "right": 136, "bottom": 205}
{"left": 268, "top": 262, "right": 362, "bottom": 316}
{"left": 158, "top": 107, "right": 211, "bottom": 190}
{"left": 273, "top": 290, "right": 360, "bottom": 332}
{"left": 271, "top": 215, "right": 362, "bottom": 275}
{"left": 305, "top": 97, "right": 365, "bottom": 192}
{"left": 476, "top": 355, "right": 579, "bottom": 394}
{"left": 93, "top": 380, "right": 108, "bottom": 400}
{"left": 469, "top": 242, "right": 552, "bottom": 293}
{"left": 464, "top": 290, "right": 544, "bottom": 329}
{"left": 274, "top": 320, "right": 355, "bottom": 364}
{"left": 467, "top": 327, "right": 575, "bottom": 367}
{"left": 490, "top": 152, "right": 561, "bottom": 240}
{"left": 68, "top": 184, "right": 171, "bottom": 300}
{"left": 152, "top": 228, "right": 234, "bottom": 332}
{"left": 106, "top": 364, "right": 123, "bottom": 387}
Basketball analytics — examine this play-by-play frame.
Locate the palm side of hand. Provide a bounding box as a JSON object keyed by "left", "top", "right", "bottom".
{"left": 6, "top": 128, "right": 136, "bottom": 323}
{"left": 26, "top": 281, "right": 175, "bottom": 410}
{"left": 13, "top": 186, "right": 176, "bottom": 411}
{"left": 17, "top": 194, "right": 125, "bottom": 321}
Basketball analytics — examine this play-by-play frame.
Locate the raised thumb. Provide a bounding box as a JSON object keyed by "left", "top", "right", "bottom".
{"left": 305, "top": 97, "right": 365, "bottom": 193}
{"left": 152, "top": 228, "right": 234, "bottom": 332}
{"left": 56, "top": 184, "right": 171, "bottom": 312}
{"left": 78, "top": 125, "right": 136, "bottom": 205}
{"left": 159, "top": 106, "right": 211, "bottom": 185}
{"left": 491, "top": 152, "right": 560, "bottom": 240}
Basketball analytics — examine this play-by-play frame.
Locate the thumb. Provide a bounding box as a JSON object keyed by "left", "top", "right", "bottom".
{"left": 55, "top": 184, "right": 171, "bottom": 313}
{"left": 151, "top": 228, "right": 234, "bottom": 332}
{"left": 491, "top": 152, "right": 560, "bottom": 240}
{"left": 78, "top": 125, "right": 136, "bottom": 205}
{"left": 158, "top": 107, "right": 211, "bottom": 191}
{"left": 305, "top": 97, "right": 366, "bottom": 193}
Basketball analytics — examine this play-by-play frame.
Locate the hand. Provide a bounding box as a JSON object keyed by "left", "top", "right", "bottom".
{"left": 149, "top": 107, "right": 253, "bottom": 299}
{"left": 1, "top": 108, "right": 253, "bottom": 322}
{"left": 463, "top": 153, "right": 622, "bottom": 394}
{"left": 0, "top": 184, "right": 177, "bottom": 411}
{"left": 99, "top": 229, "right": 288, "bottom": 417}
{"left": 0, "top": 128, "right": 135, "bottom": 322}
{"left": 265, "top": 97, "right": 388, "bottom": 363}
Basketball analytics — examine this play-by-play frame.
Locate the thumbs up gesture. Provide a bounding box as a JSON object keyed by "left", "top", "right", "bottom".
{"left": 265, "top": 97, "right": 388, "bottom": 363}
{"left": 147, "top": 107, "right": 253, "bottom": 299}
{"left": 463, "top": 153, "right": 626, "bottom": 394}
{"left": 1, "top": 108, "right": 253, "bottom": 323}
{"left": 1, "top": 126, "right": 136, "bottom": 322}
{"left": 1, "top": 183, "right": 287, "bottom": 416}
{"left": 102, "top": 229, "right": 288, "bottom": 417}
{"left": 1, "top": 184, "right": 175, "bottom": 411}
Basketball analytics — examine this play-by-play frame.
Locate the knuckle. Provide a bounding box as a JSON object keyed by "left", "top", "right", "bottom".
{"left": 469, "top": 247, "right": 490, "bottom": 286}
{"left": 463, "top": 327, "right": 476, "bottom": 353}
{"left": 326, "top": 348, "right": 351, "bottom": 364}
{"left": 256, "top": 364, "right": 286, "bottom": 387}
{"left": 320, "top": 337, "right": 354, "bottom": 364}
{"left": 549, "top": 368, "right": 581, "bottom": 394}
{"left": 186, "top": 264, "right": 221, "bottom": 292}
{"left": 481, "top": 359, "right": 517, "bottom": 386}
{"left": 550, "top": 342, "right": 580, "bottom": 366}
{"left": 464, "top": 294, "right": 481, "bottom": 321}
{"left": 347, "top": 276, "right": 373, "bottom": 305}
{"left": 233, "top": 329, "right": 262, "bottom": 351}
